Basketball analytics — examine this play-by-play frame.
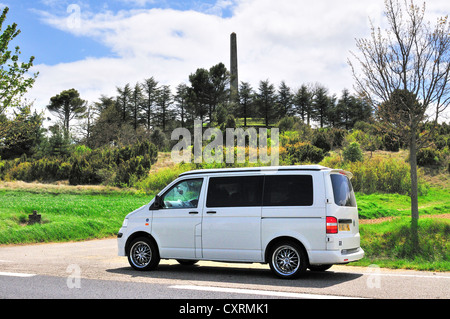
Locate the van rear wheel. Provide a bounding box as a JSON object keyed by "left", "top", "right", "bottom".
{"left": 269, "top": 241, "right": 307, "bottom": 279}
{"left": 128, "top": 237, "right": 160, "bottom": 271}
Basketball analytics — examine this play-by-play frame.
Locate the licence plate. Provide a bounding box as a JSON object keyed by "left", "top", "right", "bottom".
{"left": 339, "top": 223, "right": 350, "bottom": 231}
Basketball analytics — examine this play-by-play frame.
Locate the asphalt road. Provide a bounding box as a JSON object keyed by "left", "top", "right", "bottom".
{"left": 0, "top": 238, "right": 448, "bottom": 300}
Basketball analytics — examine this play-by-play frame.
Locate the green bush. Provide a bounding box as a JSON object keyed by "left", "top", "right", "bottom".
{"left": 277, "top": 117, "right": 301, "bottom": 132}
{"left": 311, "top": 128, "right": 346, "bottom": 152}
{"left": 343, "top": 142, "right": 363, "bottom": 162}
{"left": 417, "top": 147, "right": 441, "bottom": 167}
{"left": 1, "top": 140, "right": 158, "bottom": 187}
{"left": 6, "top": 158, "right": 71, "bottom": 182}
{"left": 382, "top": 132, "right": 401, "bottom": 152}
{"left": 435, "top": 136, "right": 447, "bottom": 150}
{"left": 349, "top": 157, "right": 414, "bottom": 194}
{"left": 0, "top": 160, "right": 4, "bottom": 178}
{"left": 312, "top": 130, "right": 331, "bottom": 152}
{"left": 115, "top": 155, "right": 153, "bottom": 187}
{"left": 283, "top": 142, "right": 325, "bottom": 164}
{"left": 321, "top": 155, "right": 425, "bottom": 195}
{"left": 150, "top": 128, "right": 168, "bottom": 151}
{"left": 134, "top": 165, "right": 189, "bottom": 193}
{"left": 69, "top": 140, "right": 157, "bottom": 186}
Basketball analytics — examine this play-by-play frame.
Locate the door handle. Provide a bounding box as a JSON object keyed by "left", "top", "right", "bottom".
{"left": 206, "top": 211, "right": 217, "bottom": 214}
{"left": 189, "top": 211, "right": 199, "bottom": 215}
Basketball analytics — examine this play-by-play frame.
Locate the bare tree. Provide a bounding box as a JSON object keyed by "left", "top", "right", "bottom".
{"left": 349, "top": 0, "right": 450, "bottom": 233}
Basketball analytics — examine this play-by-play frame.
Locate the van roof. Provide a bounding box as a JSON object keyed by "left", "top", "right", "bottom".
{"left": 178, "top": 165, "right": 333, "bottom": 177}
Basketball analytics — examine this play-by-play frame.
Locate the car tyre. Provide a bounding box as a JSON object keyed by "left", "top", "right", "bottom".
{"left": 128, "top": 237, "right": 160, "bottom": 271}
{"left": 269, "top": 241, "right": 307, "bottom": 279}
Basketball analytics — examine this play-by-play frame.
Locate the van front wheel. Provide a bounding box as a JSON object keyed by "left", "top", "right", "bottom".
{"left": 269, "top": 241, "right": 307, "bottom": 279}
{"left": 128, "top": 237, "right": 160, "bottom": 271}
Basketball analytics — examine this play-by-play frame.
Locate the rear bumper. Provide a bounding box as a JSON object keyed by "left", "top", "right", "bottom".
{"left": 308, "top": 247, "right": 364, "bottom": 265}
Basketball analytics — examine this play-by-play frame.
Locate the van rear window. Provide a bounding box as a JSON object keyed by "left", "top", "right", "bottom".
{"left": 263, "top": 175, "right": 313, "bottom": 206}
{"left": 330, "top": 174, "right": 356, "bottom": 207}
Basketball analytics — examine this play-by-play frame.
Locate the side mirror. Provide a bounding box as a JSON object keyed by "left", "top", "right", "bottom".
{"left": 150, "top": 195, "right": 163, "bottom": 210}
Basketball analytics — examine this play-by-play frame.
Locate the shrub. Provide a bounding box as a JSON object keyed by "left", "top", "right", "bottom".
{"left": 150, "top": 128, "right": 168, "bottom": 151}
{"left": 114, "top": 155, "right": 153, "bottom": 187}
{"left": 277, "top": 117, "right": 302, "bottom": 132}
{"left": 0, "top": 160, "right": 4, "bottom": 178}
{"left": 382, "top": 132, "right": 401, "bottom": 152}
{"left": 68, "top": 140, "right": 157, "bottom": 186}
{"left": 417, "top": 147, "right": 441, "bottom": 167}
{"left": 69, "top": 156, "right": 101, "bottom": 185}
{"left": 435, "top": 136, "right": 447, "bottom": 150}
{"left": 348, "top": 157, "right": 415, "bottom": 194}
{"left": 73, "top": 145, "right": 92, "bottom": 157}
{"left": 343, "top": 142, "right": 363, "bottom": 162}
{"left": 320, "top": 154, "right": 425, "bottom": 195}
{"left": 134, "top": 164, "right": 189, "bottom": 193}
{"left": 312, "top": 130, "right": 331, "bottom": 152}
{"left": 283, "top": 142, "right": 325, "bottom": 164}
{"left": 5, "top": 158, "right": 71, "bottom": 182}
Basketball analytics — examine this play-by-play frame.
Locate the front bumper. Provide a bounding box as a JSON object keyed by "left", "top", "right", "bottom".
{"left": 117, "top": 227, "right": 127, "bottom": 256}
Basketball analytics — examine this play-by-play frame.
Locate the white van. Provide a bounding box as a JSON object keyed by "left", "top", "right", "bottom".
{"left": 117, "top": 165, "right": 364, "bottom": 279}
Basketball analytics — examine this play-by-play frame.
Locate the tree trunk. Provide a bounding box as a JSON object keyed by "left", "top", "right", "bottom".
{"left": 409, "top": 133, "right": 419, "bottom": 251}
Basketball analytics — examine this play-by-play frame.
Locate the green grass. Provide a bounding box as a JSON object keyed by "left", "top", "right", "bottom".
{"left": 353, "top": 188, "right": 450, "bottom": 271}
{"left": 354, "top": 217, "right": 449, "bottom": 271}
{"left": 0, "top": 188, "right": 152, "bottom": 244}
{"left": 235, "top": 118, "right": 269, "bottom": 127}
{"left": 356, "top": 187, "right": 450, "bottom": 219}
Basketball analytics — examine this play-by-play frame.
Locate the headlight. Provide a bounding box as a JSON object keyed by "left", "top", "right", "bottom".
{"left": 122, "top": 218, "right": 128, "bottom": 228}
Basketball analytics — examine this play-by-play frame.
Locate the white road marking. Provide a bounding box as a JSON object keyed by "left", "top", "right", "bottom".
{"left": 169, "top": 285, "right": 363, "bottom": 299}
{"left": 0, "top": 272, "right": 36, "bottom": 278}
{"left": 356, "top": 271, "right": 450, "bottom": 280}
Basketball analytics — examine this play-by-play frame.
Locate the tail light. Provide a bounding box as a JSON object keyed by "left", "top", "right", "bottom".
{"left": 326, "top": 216, "right": 338, "bottom": 234}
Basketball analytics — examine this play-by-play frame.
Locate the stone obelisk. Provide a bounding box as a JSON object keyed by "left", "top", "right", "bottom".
{"left": 230, "top": 32, "right": 238, "bottom": 100}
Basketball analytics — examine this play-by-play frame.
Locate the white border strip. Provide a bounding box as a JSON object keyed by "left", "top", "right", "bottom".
{"left": 170, "top": 285, "right": 363, "bottom": 299}
{"left": 0, "top": 272, "right": 36, "bottom": 278}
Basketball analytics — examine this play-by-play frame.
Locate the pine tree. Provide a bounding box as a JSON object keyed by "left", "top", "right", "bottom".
{"left": 256, "top": 80, "right": 277, "bottom": 127}
{"left": 116, "top": 83, "right": 132, "bottom": 122}
{"left": 47, "top": 88, "right": 86, "bottom": 133}
{"left": 312, "top": 85, "right": 330, "bottom": 128}
{"left": 141, "top": 77, "right": 159, "bottom": 130}
{"left": 277, "top": 81, "right": 293, "bottom": 119}
{"left": 293, "top": 85, "right": 313, "bottom": 125}
{"left": 238, "top": 82, "right": 254, "bottom": 128}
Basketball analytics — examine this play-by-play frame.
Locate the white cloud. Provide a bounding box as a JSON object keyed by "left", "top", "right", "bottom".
{"left": 118, "top": 0, "right": 157, "bottom": 7}
{"left": 26, "top": 0, "right": 450, "bottom": 117}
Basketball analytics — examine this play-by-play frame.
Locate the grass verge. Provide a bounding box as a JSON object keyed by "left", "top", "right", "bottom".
{"left": 0, "top": 188, "right": 152, "bottom": 244}
{"left": 356, "top": 188, "right": 450, "bottom": 219}
{"left": 354, "top": 216, "right": 449, "bottom": 271}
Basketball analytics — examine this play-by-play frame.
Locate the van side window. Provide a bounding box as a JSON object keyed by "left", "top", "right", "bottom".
{"left": 161, "top": 179, "right": 203, "bottom": 209}
{"left": 263, "top": 175, "right": 313, "bottom": 206}
{"left": 206, "top": 176, "right": 263, "bottom": 208}
{"left": 330, "top": 174, "right": 356, "bottom": 207}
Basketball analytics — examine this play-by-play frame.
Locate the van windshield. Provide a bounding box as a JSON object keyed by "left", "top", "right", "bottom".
{"left": 330, "top": 173, "right": 356, "bottom": 207}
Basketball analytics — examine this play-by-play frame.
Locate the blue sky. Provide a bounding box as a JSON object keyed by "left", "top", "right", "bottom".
{"left": 1, "top": 0, "right": 449, "bottom": 124}
{"left": 4, "top": 0, "right": 234, "bottom": 65}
